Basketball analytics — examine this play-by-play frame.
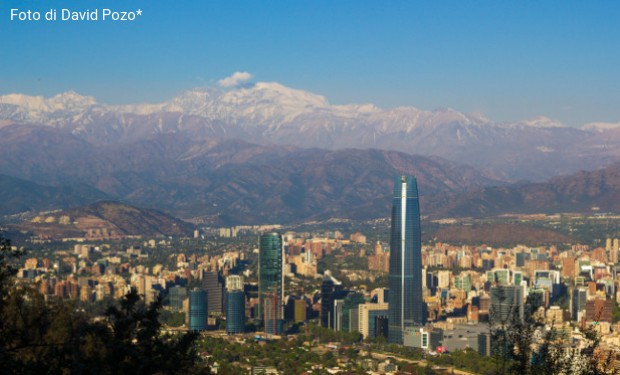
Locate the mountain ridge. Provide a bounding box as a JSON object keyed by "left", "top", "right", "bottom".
{"left": 425, "top": 161, "right": 620, "bottom": 218}
{"left": 0, "top": 125, "right": 500, "bottom": 224}
{"left": 4, "top": 84, "right": 615, "bottom": 181}
{"left": 10, "top": 201, "right": 194, "bottom": 239}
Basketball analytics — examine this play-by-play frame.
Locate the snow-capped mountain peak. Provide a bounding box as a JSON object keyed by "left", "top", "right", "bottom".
{"left": 0, "top": 91, "right": 97, "bottom": 113}
{"left": 581, "top": 122, "right": 620, "bottom": 132}
{"left": 519, "top": 116, "right": 565, "bottom": 128}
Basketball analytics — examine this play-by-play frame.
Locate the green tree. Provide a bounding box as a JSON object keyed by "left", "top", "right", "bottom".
{"left": 0, "top": 235, "right": 206, "bottom": 374}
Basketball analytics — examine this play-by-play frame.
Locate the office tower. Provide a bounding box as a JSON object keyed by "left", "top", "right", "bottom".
{"left": 226, "top": 275, "right": 245, "bottom": 334}
{"left": 320, "top": 271, "right": 342, "bottom": 327}
{"left": 562, "top": 257, "right": 576, "bottom": 279}
{"left": 611, "top": 239, "right": 619, "bottom": 264}
{"left": 226, "top": 290, "right": 245, "bottom": 335}
{"left": 490, "top": 285, "right": 524, "bottom": 324}
{"left": 585, "top": 299, "right": 613, "bottom": 323}
{"left": 168, "top": 285, "right": 187, "bottom": 311}
{"left": 359, "top": 302, "right": 389, "bottom": 339}
{"left": 259, "top": 233, "right": 284, "bottom": 331}
{"left": 492, "top": 269, "right": 510, "bottom": 285}
{"left": 329, "top": 289, "right": 350, "bottom": 330}
{"left": 571, "top": 288, "right": 587, "bottom": 322}
{"left": 478, "top": 332, "right": 492, "bottom": 356}
{"left": 388, "top": 175, "right": 425, "bottom": 344}
{"left": 375, "top": 316, "right": 389, "bottom": 339}
{"left": 333, "top": 299, "right": 345, "bottom": 331}
{"left": 342, "top": 293, "right": 365, "bottom": 332}
{"left": 454, "top": 274, "right": 472, "bottom": 292}
{"left": 349, "top": 308, "right": 360, "bottom": 332}
{"left": 202, "top": 271, "right": 224, "bottom": 315}
{"left": 226, "top": 275, "right": 245, "bottom": 291}
{"left": 188, "top": 288, "right": 208, "bottom": 331}
{"left": 264, "top": 290, "right": 283, "bottom": 335}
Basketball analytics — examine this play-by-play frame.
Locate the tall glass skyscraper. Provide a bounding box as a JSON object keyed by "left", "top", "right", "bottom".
{"left": 388, "top": 175, "right": 425, "bottom": 344}
{"left": 259, "top": 233, "right": 284, "bottom": 333}
{"left": 188, "top": 288, "right": 208, "bottom": 331}
{"left": 226, "top": 275, "right": 245, "bottom": 334}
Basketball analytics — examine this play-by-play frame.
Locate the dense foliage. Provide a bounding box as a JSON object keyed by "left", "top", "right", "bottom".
{"left": 0, "top": 236, "right": 205, "bottom": 375}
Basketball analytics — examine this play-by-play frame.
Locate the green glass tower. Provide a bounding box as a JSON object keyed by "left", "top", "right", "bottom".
{"left": 259, "top": 233, "right": 284, "bottom": 334}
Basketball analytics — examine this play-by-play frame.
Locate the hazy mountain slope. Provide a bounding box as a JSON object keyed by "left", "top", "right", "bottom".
{"left": 11, "top": 201, "right": 194, "bottom": 239}
{"left": 0, "top": 124, "right": 499, "bottom": 223}
{"left": 0, "top": 174, "right": 109, "bottom": 215}
{"left": 426, "top": 162, "right": 620, "bottom": 217}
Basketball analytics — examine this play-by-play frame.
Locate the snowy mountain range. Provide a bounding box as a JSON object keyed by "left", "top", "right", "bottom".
{"left": 2, "top": 82, "right": 620, "bottom": 181}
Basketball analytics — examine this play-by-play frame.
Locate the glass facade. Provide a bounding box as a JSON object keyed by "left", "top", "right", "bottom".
{"left": 259, "top": 233, "right": 284, "bottom": 327}
{"left": 168, "top": 285, "right": 186, "bottom": 311}
{"left": 202, "top": 271, "right": 224, "bottom": 315}
{"left": 490, "top": 284, "right": 524, "bottom": 323}
{"left": 188, "top": 288, "right": 208, "bottom": 331}
{"left": 368, "top": 309, "right": 389, "bottom": 339}
{"left": 388, "top": 175, "right": 425, "bottom": 344}
{"left": 321, "top": 276, "right": 340, "bottom": 327}
{"left": 455, "top": 275, "right": 472, "bottom": 292}
{"left": 226, "top": 290, "right": 245, "bottom": 334}
{"left": 342, "top": 293, "right": 365, "bottom": 332}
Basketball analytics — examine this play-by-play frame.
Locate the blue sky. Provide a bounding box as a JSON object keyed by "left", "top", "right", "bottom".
{"left": 1, "top": 0, "right": 619, "bottom": 126}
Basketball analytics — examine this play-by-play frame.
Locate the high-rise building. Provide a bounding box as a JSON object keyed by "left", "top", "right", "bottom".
{"left": 168, "top": 285, "right": 187, "bottom": 311}
{"left": 375, "top": 316, "right": 389, "bottom": 339}
{"left": 264, "top": 290, "right": 283, "bottom": 335}
{"left": 359, "top": 302, "right": 389, "bottom": 339}
{"left": 454, "top": 274, "right": 472, "bottom": 292}
{"left": 388, "top": 175, "right": 425, "bottom": 344}
{"left": 342, "top": 293, "right": 365, "bottom": 332}
{"left": 259, "top": 233, "right": 284, "bottom": 331}
{"left": 188, "top": 288, "right": 208, "bottom": 331}
{"left": 585, "top": 299, "right": 613, "bottom": 323}
{"left": 320, "top": 271, "right": 342, "bottom": 328}
{"left": 333, "top": 299, "right": 345, "bottom": 331}
{"left": 571, "top": 288, "right": 587, "bottom": 322}
{"left": 226, "top": 275, "right": 245, "bottom": 334}
{"left": 490, "top": 285, "right": 524, "bottom": 324}
{"left": 226, "top": 290, "right": 245, "bottom": 334}
{"left": 562, "top": 257, "right": 576, "bottom": 279}
{"left": 202, "top": 271, "right": 224, "bottom": 315}
{"left": 612, "top": 239, "right": 619, "bottom": 264}
{"left": 226, "top": 275, "right": 245, "bottom": 292}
